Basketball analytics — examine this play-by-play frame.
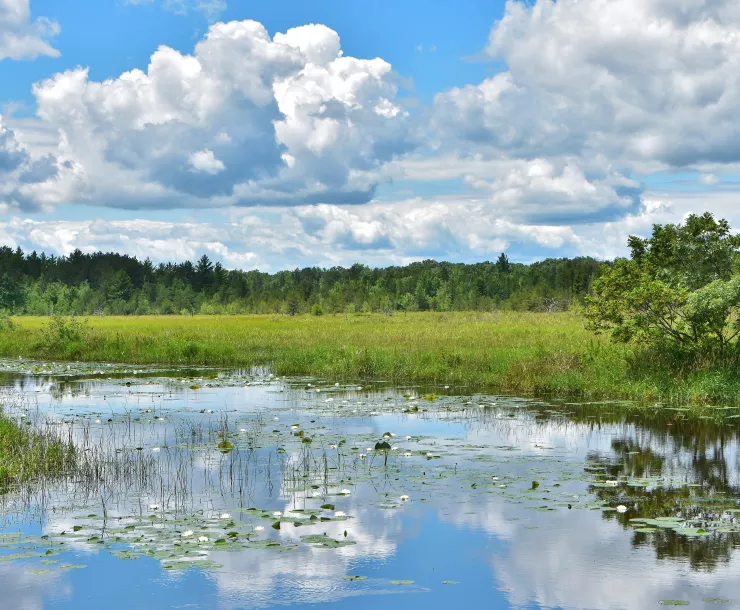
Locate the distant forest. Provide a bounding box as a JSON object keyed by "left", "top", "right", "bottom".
{"left": 0, "top": 246, "right": 606, "bottom": 315}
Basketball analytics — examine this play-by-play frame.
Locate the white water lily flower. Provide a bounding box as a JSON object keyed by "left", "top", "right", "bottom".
{"left": 335, "top": 511, "right": 346, "bottom": 517}
{"left": 498, "top": 484, "right": 507, "bottom": 488}
{"left": 391, "top": 446, "right": 398, "bottom": 451}
{"left": 340, "top": 489, "right": 351, "bottom": 495}
{"left": 206, "top": 409, "right": 213, "bottom": 414}
{"left": 291, "top": 425, "right": 299, "bottom": 430}
{"left": 406, "top": 436, "right": 412, "bottom": 441}
{"left": 198, "top": 536, "right": 209, "bottom": 543}
{"left": 329, "top": 444, "right": 338, "bottom": 449}
{"left": 152, "top": 447, "right": 160, "bottom": 452}
{"left": 239, "top": 429, "right": 247, "bottom": 433}
{"left": 492, "top": 476, "right": 499, "bottom": 481}
{"left": 400, "top": 495, "right": 409, "bottom": 501}
{"left": 220, "top": 513, "right": 231, "bottom": 520}
{"left": 316, "top": 389, "right": 321, "bottom": 393}
{"left": 403, "top": 452, "right": 412, "bottom": 457}
{"left": 359, "top": 454, "right": 366, "bottom": 459}
{"left": 426, "top": 453, "right": 434, "bottom": 458}
{"left": 311, "top": 491, "right": 321, "bottom": 497}
{"left": 444, "top": 385, "right": 450, "bottom": 389}
{"left": 366, "top": 447, "right": 373, "bottom": 452}
{"left": 181, "top": 530, "right": 194, "bottom": 538}
{"left": 273, "top": 511, "right": 282, "bottom": 517}
{"left": 335, "top": 383, "right": 340, "bottom": 387}
{"left": 95, "top": 419, "right": 101, "bottom": 423}
{"left": 307, "top": 383, "right": 312, "bottom": 387}
{"left": 273, "top": 416, "right": 279, "bottom": 421}
{"left": 616, "top": 505, "right": 628, "bottom": 513}
{"left": 254, "top": 526, "right": 265, "bottom": 532}
{"left": 605, "top": 480, "right": 619, "bottom": 487}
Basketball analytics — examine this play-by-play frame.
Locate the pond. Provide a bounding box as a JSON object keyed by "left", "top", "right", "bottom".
{"left": 1, "top": 361, "right": 740, "bottom": 609}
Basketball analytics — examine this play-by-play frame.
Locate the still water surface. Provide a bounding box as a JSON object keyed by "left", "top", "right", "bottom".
{"left": 1, "top": 363, "right": 739, "bottom": 609}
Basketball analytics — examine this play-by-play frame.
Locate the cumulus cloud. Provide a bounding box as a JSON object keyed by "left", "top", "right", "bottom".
{"left": 189, "top": 148, "right": 225, "bottom": 174}
{"left": 0, "top": 116, "right": 60, "bottom": 212}
{"left": 434, "top": 0, "right": 740, "bottom": 174}
{"left": 387, "top": 0, "right": 740, "bottom": 233}
{"left": 3, "top": 20, "right": 412, "bottom": 212}
{"left": 0, "top": 0, "right": 59, "bottom": 61}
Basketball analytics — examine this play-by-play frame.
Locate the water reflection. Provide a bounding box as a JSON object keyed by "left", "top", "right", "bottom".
{"left": 1, "top": 370, "right": 740, "bottom": 608}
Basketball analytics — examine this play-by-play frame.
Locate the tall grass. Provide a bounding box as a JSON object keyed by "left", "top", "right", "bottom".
{"left": 0, "top": 312, "right": 739, "bottom": 404}
{"left": 0, "top": 408, "right": 76, "bottom": 490}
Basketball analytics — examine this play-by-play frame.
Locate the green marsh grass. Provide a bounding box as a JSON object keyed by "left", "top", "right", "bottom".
{"left": 0, "top": 311, "right": 739, "bottom": 404}
{"left": 0, "top": 408, "right": 76, "bottom": 490}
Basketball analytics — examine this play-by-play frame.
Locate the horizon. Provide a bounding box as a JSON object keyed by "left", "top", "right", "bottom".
{"left": 0, "top": 243, "right": 609, "bottom": 273}
{"left": 2, "top": 0, "right": 740, "bottom": 271}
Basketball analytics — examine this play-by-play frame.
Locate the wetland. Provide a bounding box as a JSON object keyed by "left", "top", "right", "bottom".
{"left": 1, "top": 361, "right": 740, "bottom": 608}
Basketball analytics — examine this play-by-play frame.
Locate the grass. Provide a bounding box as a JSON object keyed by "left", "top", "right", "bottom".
{"left": 0, "top": 409, "right": 76, "bottom": 490}
{"left": 0, "top": 311, "right": 739, "bottom": 404}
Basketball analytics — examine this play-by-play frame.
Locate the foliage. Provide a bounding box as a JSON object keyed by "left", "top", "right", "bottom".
{"left": 585, "top": 213, "right": 740, "bottom": 355}
{"left": 0, "top": 246, "right": 604, "bottom": 315}
{"left": 38, "top": 315, "right": 90, "bottom": 357}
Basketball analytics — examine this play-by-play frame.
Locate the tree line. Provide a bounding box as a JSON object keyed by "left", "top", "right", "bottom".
{"left": 0, "top": 247, "right": 605, "bottom": 316}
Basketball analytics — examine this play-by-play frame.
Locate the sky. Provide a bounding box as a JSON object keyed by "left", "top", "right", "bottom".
{"left": 1, "top": 0, "right": 740, "bottom": 271}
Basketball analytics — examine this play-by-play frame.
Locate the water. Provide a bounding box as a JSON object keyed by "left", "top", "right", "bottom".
{"left": 1, "top": 364, "right": 740, "bottom": 609}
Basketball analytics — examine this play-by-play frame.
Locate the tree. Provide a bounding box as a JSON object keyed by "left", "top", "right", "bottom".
{"left": 195, "top": 255, "right": 214, "bottom": 291}
{"left": 0, "top": 273, "right": 25, "bottom": 312}
{"left": 585, "top": 213, "right": 740, "bottom": 355}
{"left": 108, "top": 270, "right": 134, "bottom": 302}
{"left": 496, "top": 253, "right": 511, "bottom": 274}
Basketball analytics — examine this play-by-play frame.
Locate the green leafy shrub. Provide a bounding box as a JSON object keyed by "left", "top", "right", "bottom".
{"left": 586, "top": 213, "right": 740, "bottom": 359}
{"left": 38, "top": 315, "right": 89, "bottom": 357}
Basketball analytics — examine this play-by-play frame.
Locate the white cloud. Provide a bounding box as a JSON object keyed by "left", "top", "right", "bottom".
{"left": 3, "top": 19, "right": 412, "bottom": 213}
{"left": 434, "top": 0, "right": 740, "bottom": 174}
{"left": 0, "top": 0, "right": 60, "bottom": 61}
{"left": 189, "top": 148, "right": 225, "bottom": 174}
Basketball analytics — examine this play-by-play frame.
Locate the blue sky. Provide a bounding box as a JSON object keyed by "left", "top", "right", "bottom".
{"left": 0, "top": 0, "right": 739, "bottom": 270}
{"left": 1, "top": 0, "right": 503, "bottom": 108}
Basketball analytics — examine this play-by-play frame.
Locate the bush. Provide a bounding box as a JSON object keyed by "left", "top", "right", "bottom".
{"left": 311, "top": 303, "right": 324, "bottom": 316}
{"left": 586, "top": 213, "right": 740, "bottom": 360}
{"left": 0, "top": 312, "right": 15, "bottom": 331}
{"left": 38, "top": 315, "right": 89, "bottom": 357}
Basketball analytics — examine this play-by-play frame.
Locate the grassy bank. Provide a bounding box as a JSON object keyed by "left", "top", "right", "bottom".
{"left": 0, "top": 410, "right": 76, "bottom": 490}
{"left": 0, "top": 312, "right": 738, "bottom": 404}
